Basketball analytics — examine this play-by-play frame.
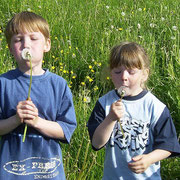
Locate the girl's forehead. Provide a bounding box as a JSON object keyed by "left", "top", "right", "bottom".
{"left": 113, "top": 65, "right": 139, "bottom": 70}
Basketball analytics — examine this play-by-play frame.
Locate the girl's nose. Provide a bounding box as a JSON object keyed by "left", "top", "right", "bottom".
{"left": 121, "top": 70, "right": 129, "bottom": 81}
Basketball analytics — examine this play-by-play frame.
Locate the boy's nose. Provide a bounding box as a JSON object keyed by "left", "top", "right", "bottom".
{"left": 23, "top": 38, "right": 31, "bottom": 48}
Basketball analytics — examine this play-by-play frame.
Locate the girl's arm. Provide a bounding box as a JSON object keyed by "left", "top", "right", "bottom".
{"left": 128, "top": 149, "right": 171, "bottom": 174}
{"left": 92, "top": 99, "right": 124, "bottom": 149}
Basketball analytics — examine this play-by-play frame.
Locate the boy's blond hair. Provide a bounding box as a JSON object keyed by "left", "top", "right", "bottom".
{"left": 5, "top": 11, "right": 50, "bottom": 47}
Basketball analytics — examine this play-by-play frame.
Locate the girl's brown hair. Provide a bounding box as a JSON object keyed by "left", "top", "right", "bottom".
{"left": 109, "top": 42, "right": 150, "bottom": 71}
{"left": 5, "top": 11, "right": 50, "bottom": 47}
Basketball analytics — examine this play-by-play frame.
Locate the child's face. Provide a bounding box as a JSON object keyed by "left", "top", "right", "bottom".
{"left": 9, "top": 30, "right": 50, "bottom": 70}
{"left": 111, "top": 66, "right": 148, "bottom": 96}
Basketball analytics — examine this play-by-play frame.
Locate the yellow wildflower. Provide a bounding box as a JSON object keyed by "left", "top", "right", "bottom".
{"left": 81, "top": 82, "right": 85, "bottom": 86}
{"left": 60, "top": 50, "right": 64, "bottom": 54}
{"left": 97, "top": 62, "right": 102, "bottom": 67}
{"left": 83, "top": 97, "right": 91, "bottom": 103}
{"left": 106, "top": 76, "right": 110, "bottom": 80}
{"left": 72, "top": 53, "right": 76, "bottom": 58}
{"left": 94, "top": 86, "right": 99, "bottom": 91}
{"left": 118, "top": 28, "right": 123, "bottom": 31}
{"left": 51, "top": 66, "right": 55, "bottom": 70}
{"left": 72, "top": 74, "right": 77, "bottom": 79}
{"left": 89, "top": 78, "right": 93, "bottom": 82}
{"left": 89, "top": 65, "right": 93, "bottom": 69}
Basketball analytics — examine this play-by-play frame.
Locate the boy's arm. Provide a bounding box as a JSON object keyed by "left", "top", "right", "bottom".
{"left": 128, "top": 149, "right": 171, "bottom": 174}
{"left": 19, "top": 100, "right": 66, "bottom": 140}
{"left": 0, "top": 115, "right": 22, "bottom": 135}
{"left": 30, "top": 117, "right": 66, "bottom": 140}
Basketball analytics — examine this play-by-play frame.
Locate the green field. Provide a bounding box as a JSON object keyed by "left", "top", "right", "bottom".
{"left": 0, "top": 0, "right": 179, "bottom": 179}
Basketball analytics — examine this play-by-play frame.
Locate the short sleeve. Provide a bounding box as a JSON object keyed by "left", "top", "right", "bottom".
{"left": 56, "top": 84, "right": 77, "bottom": 144}
{"left": 153, "top": 107, "right": 180, "bottom": 157}
{"left": 87, "top": 101, "right": 105, "bottom": 142}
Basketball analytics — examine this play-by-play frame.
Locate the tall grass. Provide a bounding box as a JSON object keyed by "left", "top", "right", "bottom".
{"left": 0, "top": 0, "right": 179, "bottom": 179}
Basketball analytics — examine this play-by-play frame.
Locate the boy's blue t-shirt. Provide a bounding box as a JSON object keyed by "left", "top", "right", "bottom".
{"left": 0, "top": 68, "right": 77, "bottom": 180}
{"left": 87, "top": 89, "right": 180, "bottom": 180}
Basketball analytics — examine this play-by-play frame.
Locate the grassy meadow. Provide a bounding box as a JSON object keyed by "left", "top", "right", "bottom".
{"left": 0, "top": 0, "right": 180, "bottom": 179}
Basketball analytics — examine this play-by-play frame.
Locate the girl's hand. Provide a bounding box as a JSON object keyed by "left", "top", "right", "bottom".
{"left": 128, "top": 154, "right": 152, "bottom": 174}
{"left": 16, "top": 100, "right": 38, "bottom": 125}
{"left": 109, "top": 99, "right": 125, "bottom": 121}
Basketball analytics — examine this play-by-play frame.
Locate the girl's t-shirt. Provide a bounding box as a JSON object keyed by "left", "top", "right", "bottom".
{"left": 87, "top": 89, "right": 180, "bottom": 180}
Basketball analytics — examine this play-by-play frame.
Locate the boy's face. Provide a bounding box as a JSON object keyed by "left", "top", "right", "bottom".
{"left": 9, "top": 30, "right": 50, "bottom": 71}
{"left": 111, "top": 66, "right": 148, "bottom": 96}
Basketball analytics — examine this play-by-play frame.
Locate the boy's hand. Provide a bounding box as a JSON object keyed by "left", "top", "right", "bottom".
{"left": 128, "top": 154, "right": 152, "bottom": 174}
{"left": 109, "top": 99, "right": 125, "bottom": 121}
{"left": 16, "top": 100, "right": 38, "bottom": 125}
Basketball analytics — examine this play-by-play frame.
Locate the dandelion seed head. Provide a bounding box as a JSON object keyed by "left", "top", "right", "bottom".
{"left": 117, "top": 86, "right": 126, "bottom": 97}
{"left": 172, "top": 26, "right": 178, "bottom": 31}
{"left": 150, "top": 23, "right": 155, "bottom": 28}
{"left": 137, "top": 23, "right": 141, "bottom": 29}
{"left": 121, "top": 12, "right": 125, "bottom": 16}
{"left": 21, "top": 48, "right": 32, "bottom": 61}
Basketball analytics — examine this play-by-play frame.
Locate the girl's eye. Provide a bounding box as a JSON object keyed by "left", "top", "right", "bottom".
{"left": 115, "top": 71, "right": 121, "bottom": 74}
{"left": 31, "top": 37, "right": 38, "bottom": 40}
{"left": 128, "top": 69, "right": 136, "bottom": 74}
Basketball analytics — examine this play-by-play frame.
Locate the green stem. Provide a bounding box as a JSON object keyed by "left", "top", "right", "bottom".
{"left": 118, "top": 94, "right": 125, "bottom": 138}
{"left": 23, "top": 57, "right": 32, "bottom": 142}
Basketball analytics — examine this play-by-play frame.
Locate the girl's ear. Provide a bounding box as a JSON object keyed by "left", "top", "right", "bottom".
{"left": 143, "top": 68, "right": 149, "bottom": 82}
{"left": 44, "top": 38, "right": 51, "bottom": 52}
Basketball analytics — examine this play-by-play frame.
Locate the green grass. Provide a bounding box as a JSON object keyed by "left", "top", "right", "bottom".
{"left": 0, "top": 0, "right": 180, "bottom": 179}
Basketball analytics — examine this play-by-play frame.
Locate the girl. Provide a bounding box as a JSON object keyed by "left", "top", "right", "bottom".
{"left": 87, "top": 42, "right": 180, "bottom": 180}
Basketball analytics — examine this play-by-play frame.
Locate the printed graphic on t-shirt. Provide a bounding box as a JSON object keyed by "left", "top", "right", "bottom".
{"left": 3, "top": 156, "right": 61, "bottom": 179}
{"left": 111, "top": 115, "right": 150, "bottom": 151}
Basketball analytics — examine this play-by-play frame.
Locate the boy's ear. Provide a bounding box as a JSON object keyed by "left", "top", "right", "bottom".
{"left": 44, "top": 38, "right": 51, "bottom": 52}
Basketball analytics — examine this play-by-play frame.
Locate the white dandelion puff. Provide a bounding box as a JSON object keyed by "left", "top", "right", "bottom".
{"left": 21, "top": 48, "right": 32, "bottom": 61}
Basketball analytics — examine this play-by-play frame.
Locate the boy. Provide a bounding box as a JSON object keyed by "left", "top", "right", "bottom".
{"left": 0, "top": 11, "right": 76, "bottom": 180}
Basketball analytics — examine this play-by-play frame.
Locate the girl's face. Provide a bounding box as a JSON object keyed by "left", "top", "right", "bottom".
{"left": 9, "top": 30, "right": 51, "bottom": 73}
{"left": 111, "top": 66, "right": 149, "bottom": 96}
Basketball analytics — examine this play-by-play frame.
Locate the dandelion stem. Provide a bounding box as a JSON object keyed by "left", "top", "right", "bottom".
{"left": 23, "top": 54, "right": 32, "bottom": 142}
{"left": 118, "top": 89, "right": 125, "bottom": 138}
